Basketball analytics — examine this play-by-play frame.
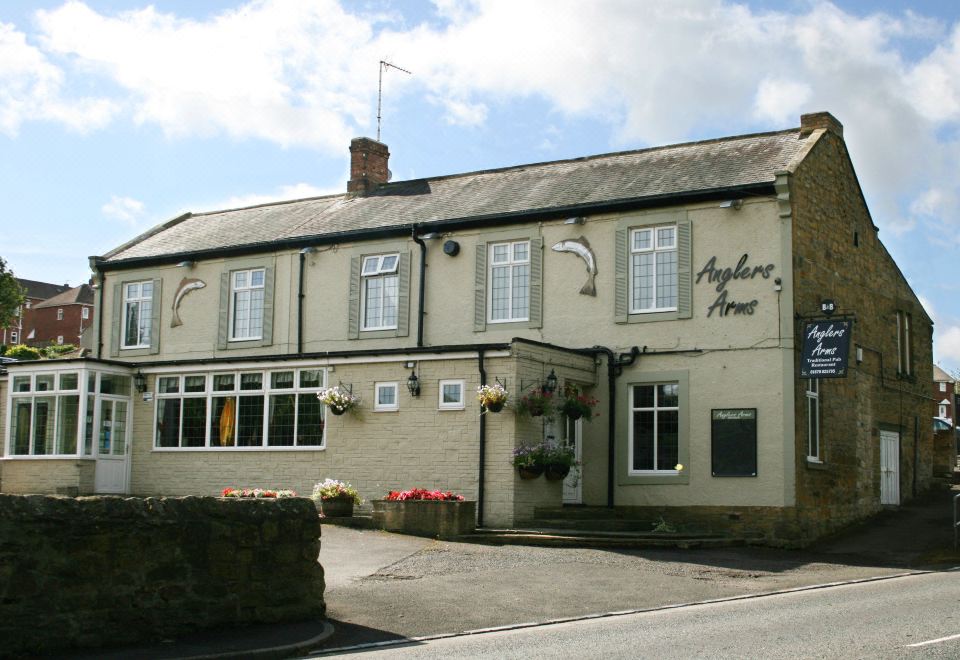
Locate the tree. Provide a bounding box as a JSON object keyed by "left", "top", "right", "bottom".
{"left": 0, "top": 257, "right": 25, "bottom": 329}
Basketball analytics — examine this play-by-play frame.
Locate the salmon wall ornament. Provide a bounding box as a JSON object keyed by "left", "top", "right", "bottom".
{"left": 171, "top": 277, "right": 206, "bottom": 327}
{"left": 551, "top": 236, "right": 598, "bottom": 296}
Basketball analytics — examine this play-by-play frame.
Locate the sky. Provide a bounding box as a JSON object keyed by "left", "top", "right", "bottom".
{"left": 2, "top": 0, "right": 960, "bottom": 369}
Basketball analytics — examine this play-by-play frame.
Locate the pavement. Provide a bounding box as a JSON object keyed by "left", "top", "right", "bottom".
{"left": 57, "top": 486, "right": 960, "bottom": 659}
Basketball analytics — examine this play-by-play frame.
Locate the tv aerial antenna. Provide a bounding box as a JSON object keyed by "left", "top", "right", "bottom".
{"left": 377, "top": 60, "right": 412, "bottom": 142}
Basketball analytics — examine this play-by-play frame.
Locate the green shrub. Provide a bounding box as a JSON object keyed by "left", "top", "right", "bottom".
{"left": 43, "top": 344, "right": 76, "bottom": 358}
{"left": 5, "top": 344, "right": 41, "bottom": 360}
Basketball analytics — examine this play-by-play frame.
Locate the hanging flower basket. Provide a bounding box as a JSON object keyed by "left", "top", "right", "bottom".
{"left": 559, "top": 384, "right": 598, "bottom": 422}
{"left": 545, "top": 464, "right": 571, "bottom": 481}
{"left": 517, "top": 464, "right": 544, "bottom": 480}
{"left": 477, "top": 383, "right": 508, "bottom": 413}
{"left": 515, "top": 386, "right": 555, "bottom": 420}
{"left": 317, "top": 386, "right": 360, "bottom": 415}
{"left": 329, "top": 406, "right": 348, "bottom": 416}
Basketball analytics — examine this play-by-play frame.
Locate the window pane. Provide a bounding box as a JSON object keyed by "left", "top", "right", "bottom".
{"left": 234, "top": 271, "right": 247, "bottom": 289}
{"left": 36, "top": 375, "right": 54, "bottom": 392}
{"left": 250, "top": 269, "right": 264, "bottom": 287}
{"left": 124, "top": 301, "right": 140, "bottom": 345}
{"left": 248, "top": 289, "right": 264, "bottom": 337}
{"left": 56, "top": 395, "right": 79, "bottom": 454}
{"left": 442, "top": 383, "right": 462, "bottom": 404}
{"left": 364, "top": 277, "right": 383, "bottom": 328}
{"left": 237, "top": 395, "right": 264, "bottom": 446}
{"left": 492, "top": 244, "right": 509, "bottom": 263}
{"left": 12, "top": 400, "right": 32, "bottom": 455}
{"left": 100, "top": 374, "right": 130, "bottom": 395}
{"left": 233, "top": 289, "right": 250, "bottom": 338}
{"left": 655, "top": 250, "right": 678, "bottom": 308}
{"left": 382, "top": 274, "right": 398, "bottom": 327}
{"left": 126, "top": 283, "right": 139, "bottom": 299}
{"left": 59, "top": 373, "right": 78, "bottom": 390}
{"left": 32, "top": 397, "right": 55, "bottom": 455}
{"left": 513, "top": 241, "right": 529, "bottom": 262}
{"left": 156, "top": 399, "right": 181, "bottom": 448}
{"left": 490, "top": 264, "right": 510, "bottom": 321}
{"left": 240, "top": 373, "right": 262, "bottom": 390}
{"left": 182, "top": 398, "right": 207, "bottom": 447}
{"left": 658, "top": 384, "right": 678, "bottom": 408}
{"left": 296, "top": 395, "right": 324, "bottom": 446}
{"left": 84, "top": 395, "right": 94, "bottom": 455}
{"left": 381, "top": 254, "right": 398, "bottom": 272}
{"left": 378, "top": 386, "right": 396, "bottom": 406}
{"left": 632, "top": 253, "right": 653, "bottom": 310}
{"left": 158, "top": 377, "right": 180, "bottom": 394}
{"left": 98, "top": 401, "right": 113, "bottom": 455}
{"left": 212, "top": 397, "right": 236, "bottom": 447}
{"left": 268, "top": 394, "right": 295, "bottom": 446}
{"left": 113, "top": 402, "right": 127, "bottom": 456}
{"left": 632, "top": 410, "right": 655, "bottom": 470}
{"left": 213, "top": 374, "right": 235, "bottom": 391}
{"left": 633, "top": 229, "right": 652, "bottom": 251}
{"left": 657, "top": 410, "right": 679, "bottom": 469}
{"left": 13, "top": 375, "right": 30, "bottom": 392}
{"left": 141, "top": 282, "right": 153, "bottom": 298}
{"left": 299, "top": 370, "right": 322, "bottom": 388}
{"left": 656, "top": 227, "right": 675, "bottom": 248}
{"left": 362, "top": 256, "right": 379, "bottom": 274}
{"left": 184, "top": 375, "right": 206, "bottom": 393}
{"left": 633, "top": 385, "right": 654, "bottom": 409}
{"left": 271, "top": 372, "right": 294, "bottom": 389}
{"left": 511, "top": 264, "right": 529, "bottom": 319}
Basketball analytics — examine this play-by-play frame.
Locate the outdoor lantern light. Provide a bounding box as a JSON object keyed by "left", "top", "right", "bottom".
{"left": 406, "top": 371, "right": 421, "bottom": 397}
{"left": 543, "top": 369, "right": 558, "bottom": 394}
{"left": 134, "top": 370, "right": 147, "bottom": 393}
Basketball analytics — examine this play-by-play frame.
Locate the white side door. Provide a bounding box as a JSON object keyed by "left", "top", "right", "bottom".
{"left": 879, "top": 430, "right": 900, "bottom": 506}
{"left": 94, "top": 398, "right": 131, "bottom": 494}
{"left": 562, "top": 416, "right": 582, "bottom": 504}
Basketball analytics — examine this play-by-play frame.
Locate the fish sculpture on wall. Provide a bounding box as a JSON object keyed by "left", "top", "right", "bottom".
{"left": 170, "top": 277, "right": 206, "bottom": 327}
{"left": 551, "top": 236, "right": 598, "bottom": 296}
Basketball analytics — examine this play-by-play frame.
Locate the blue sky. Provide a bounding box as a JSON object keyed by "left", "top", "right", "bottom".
{"left": 2, "top": 0, "right": 960, "bottom": 370}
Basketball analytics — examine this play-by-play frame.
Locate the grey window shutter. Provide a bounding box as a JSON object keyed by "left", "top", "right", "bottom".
{"left": 677, "top": 216, "right": 692, "bottom": 319}
{"left": 110, "top": 282, "right": 122, "bottom": 357}
{"left": 614, "top": 228, "right": 629, "bottom": 323}
{"left": 347, "top": 256, "right": 361, "bottom": 339}
{"left": 217, "top": 272, "right": 230, "bottom": 350}
{"left": 260, "top": 266, "right": 275, "bottom": 346}
{"left": 527, "top": 237, "right": 543, "bottom": 329}
{"left": 149, "top": 278, "right": 162, "bottom": 354}
{"left": 396, "top": 251, "right": 411, "bottom": 337}
{"left": 474, "top": 243, "right": 487, "bottom": 332}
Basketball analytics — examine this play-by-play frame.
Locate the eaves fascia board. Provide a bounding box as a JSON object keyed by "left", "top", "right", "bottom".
{"left": 95, "top": 182, "right": 777, "bottom": 272}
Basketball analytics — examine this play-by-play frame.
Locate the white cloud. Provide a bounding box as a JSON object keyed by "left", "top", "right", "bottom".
{"left": 101, "top": 195, "right": 145, "bottom": 224}
{"left": 753, "top": 79, "right": 812, "bottom": 125}
{"left": 208, "top": 182, "right": 339, "bottom": 212}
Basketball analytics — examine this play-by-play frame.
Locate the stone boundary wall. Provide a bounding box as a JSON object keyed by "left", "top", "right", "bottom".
{"left": 0, "top": 494, "right": 324, "bottom": 656}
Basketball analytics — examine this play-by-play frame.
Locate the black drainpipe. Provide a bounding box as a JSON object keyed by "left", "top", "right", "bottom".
{"left": 95, "top": 267, "right": 105, "bottom": 359}
{"left": 297, "top": 248, "right": 312, "bottom": 354}
{"left": 477, "top": 349, "right": 487, "bottom": 527}
{"left": 591, "top": 345, "right": 642, "bottom": 508}
{"left": 411, "top": 226, "right": 427, "bottom": 347}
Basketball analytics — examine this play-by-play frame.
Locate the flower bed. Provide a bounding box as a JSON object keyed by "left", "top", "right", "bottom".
{"left": 373, "top": 488, "right": 474, "bottom": 539}
{"left": 221, "top": 487, "right": 297, "bottom": 498}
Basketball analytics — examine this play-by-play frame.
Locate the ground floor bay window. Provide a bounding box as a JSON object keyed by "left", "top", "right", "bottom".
{"left": 154, "top": 368, "right": 327, "bottom": 450}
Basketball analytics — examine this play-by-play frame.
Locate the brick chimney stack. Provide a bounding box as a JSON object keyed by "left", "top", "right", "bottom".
{"left": 800, "top": 111, "right": 843, "bottom": 137}
{"left": 348, "top": 137, "right": 390, "bottom": 193}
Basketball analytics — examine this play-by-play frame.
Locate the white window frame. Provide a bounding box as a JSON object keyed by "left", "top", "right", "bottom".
{"left": 153, "top": 368, "right": 327, "bottom": 451}
{"left": 121, "top": 280, "right": 153, "bottom": 349}
{"left": 896, "top": 310, "right": 912, "bottom": 376}
{"left": 360, "top": 254, "right": 400, "bottom": 331}
{"left": 10, "top": 331, "right": 17, "bottom": 344}
{"left": 57, "top": 308, "right": 63, "bottom": 320}
{"left": 488, "top": 240, "right": 530, "bottom": 323}
{"left": 374, "top": 382, "right": 400, "bottom": 412}
{"left": 56, "top": 336, "right": 64, "bottom": 345}
{"left": 628, "top": 382, "right": 681, "bottom": 474}
{"left": 82, "top": 307, "right": 90, "bottom": 320}
{"left": 229, "top": 268, "right": 265, "bottom": 342}
{"left": 629, "top": 225, "right": 678, "bottom": 314}
{"left": 806, "top": 379, "right": 820, "bottom": 462}
{"left": 438, "top": 379, "right": 465, "bottom": 410}
{"left": 940, "top": 382, "right": 947, "bottom": 393}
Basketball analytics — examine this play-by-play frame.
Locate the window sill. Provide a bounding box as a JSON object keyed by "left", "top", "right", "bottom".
{"left": 621, "top": 309, "right": 682, "bottom": 324}
{"left": 439, "top": 406, "right": 465, "bottom": 411}
{"left": 2, "top": 455, "right": 96, "bottom": 461}
{"left": 620, "top": 472, "right": 689, "bottom": 486}
{"left": 373, "top": 408, "right": 399, "bottom": 413}
{"left": 806, "top": 458, "right": 829, "bottom": 470}
{"left": 152, "top": 446, "right": 326, "bottom": 453}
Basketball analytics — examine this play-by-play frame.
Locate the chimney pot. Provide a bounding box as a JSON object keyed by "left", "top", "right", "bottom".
{"left": 800, "top": 111, "right": 843, "bottom": 137}
{"left": 348, "top": 137, "right": 390, "bottom": 193}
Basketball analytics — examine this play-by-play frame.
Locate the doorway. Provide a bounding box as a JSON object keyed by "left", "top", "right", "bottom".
{"left": 879, "top": 429, "right": 900, "bottom": 506}
{"left": 94, "top": 397, "right": 130, "bottom": 493}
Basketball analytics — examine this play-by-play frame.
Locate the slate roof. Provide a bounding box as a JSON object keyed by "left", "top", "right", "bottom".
{"left": 34, "top": 284, "right": 95, "bottom": 308}
{"left": 933, "top": 364, "right": 954, "bottom": 383}
{"left": 16, "top": 278, "right": 71, "bottom": 301}
{"left": 102, "top": 128, "right": 812, "bottom": 264}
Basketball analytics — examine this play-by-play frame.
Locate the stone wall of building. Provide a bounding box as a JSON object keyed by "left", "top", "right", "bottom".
{"left": 790, "top": 126, "right": 935, "bottom": 540}
{"left": 0, "top": 494, "right": 324, "bottom": 656}
{"left": 0, "top": 458, "right": 95, "bottom": 495}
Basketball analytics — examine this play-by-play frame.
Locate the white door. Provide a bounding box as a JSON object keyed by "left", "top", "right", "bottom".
{"left": 562, "top": 416, "right": 582, "bottom": 504}
{"left": 880, "top": 430, "right": 900, "bottom": 506}
{"left": 95, "top": 398, "right": 130, "bottom": 494}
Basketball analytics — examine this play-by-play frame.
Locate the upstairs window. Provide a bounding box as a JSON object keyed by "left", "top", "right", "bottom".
{"left": 630, "top": 225, "right": 677, "bottom": 313}
{"left": 361, "top": 254, "right": 399, "bottom": 331}
{"left": 230, "top": 269, "right": 265, "bottom": 341}
{"left": 806, "top": 379, "right": 820, "bottom": 462}
{"left": 896, "top": 310, "right": 912, "bottom": 376}
{"left": 82, "top": 307, "right": 90, "bottom": 320}
{"left": 489, "top": 240, "right": 530, "bottom": 323}
{"left": 122, "top": 281, "right": 153, "bottom": 349}
{"left": 57, "top": 308, "right": 63, "bottom": 320}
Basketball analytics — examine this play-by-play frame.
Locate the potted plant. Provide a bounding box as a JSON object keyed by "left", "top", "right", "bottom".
{"left": 559, "top": 384, "right": 599, "bottom": 421}
{"left": 541, "top": 441, "right": 576, "bottom": 480}
{"left": 515, "top": 386, "right": 555, "bottom": 419}
{"left": 317, "top": 386, "right": 360, "bottom": 416}
{"left": 372, "top": 488, "right": 475, "bottom": 538}
{"left": 477, "top": 383, "right": 509, "bottom": 413}
{"left": 512, "top": 443, "right": 545, "bottom": 479}
{"left": 311, "top": 478, "right": 362, "bottom": 517}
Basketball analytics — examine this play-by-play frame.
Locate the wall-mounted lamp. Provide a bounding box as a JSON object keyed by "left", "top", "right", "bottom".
{"left": 406, "top": 371, "right": 421, "bottom": 397}
{"left": 134, "top": 370, "right": 147, "bottom": 393}
{"left": 564, "top": 216, "right": 586, "bottom": 225}
{"left": 176, "top": 260, "right": 196, "bottom": 269}
{"left": 719, "top": 199, "right": 743, "bottom": 210}
{"left": 443, "top": 240, "right": 460, "bottom": 257}
{"left": 543, "top": 369, "right": 558, "bottom": 395}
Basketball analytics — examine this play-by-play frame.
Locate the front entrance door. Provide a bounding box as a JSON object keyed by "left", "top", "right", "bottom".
{"left": 94, "top": 398, "right": 130, "bottom": 494}
{"left": 880, "top": 429, "right": 900, "bottom": 506}
{"left": 562, "top": 416, "right": 582, "bottom": 504}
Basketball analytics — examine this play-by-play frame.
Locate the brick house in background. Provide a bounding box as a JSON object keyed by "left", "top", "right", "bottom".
{"left": 0, "top": 111, "right": 936, "bottom": 545}
{"left": 0, "top": 279, "right": 71, "bottom": 347}
{"left": 932, "top": 364, "right": 955, "bottom": 423}
{"left": 29, "top": 285, "right": 95, "bottom": 347}
{"left": 932, "top": 363, "right": 957, "bottom": 475}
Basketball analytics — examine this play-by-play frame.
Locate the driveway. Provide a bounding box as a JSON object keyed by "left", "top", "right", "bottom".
{"left": 314, "top": 487, "right": 960, "bottom": 653}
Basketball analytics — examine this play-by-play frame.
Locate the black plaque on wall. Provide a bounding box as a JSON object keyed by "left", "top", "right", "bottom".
{"left": 800, "top": 320, "right": 852, "bottom": 378}
{"left": 711, "top": 408, "right": 757, "bottom": 477}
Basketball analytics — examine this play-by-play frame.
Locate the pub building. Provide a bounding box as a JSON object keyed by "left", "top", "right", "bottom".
{"left": 0, "top": 112, "right": 933, "bottom": 544}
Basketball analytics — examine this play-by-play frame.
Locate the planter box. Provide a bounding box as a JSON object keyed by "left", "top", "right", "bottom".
{"left": 372, "top": 499, "right": 476, "bottom": 539}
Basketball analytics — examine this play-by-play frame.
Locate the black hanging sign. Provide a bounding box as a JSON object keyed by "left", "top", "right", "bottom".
{"left": 711, "top": 409, "right": 757, "bottom": 477}
{"left": 800, "top": 320, "right": 852, "bottom": 379}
